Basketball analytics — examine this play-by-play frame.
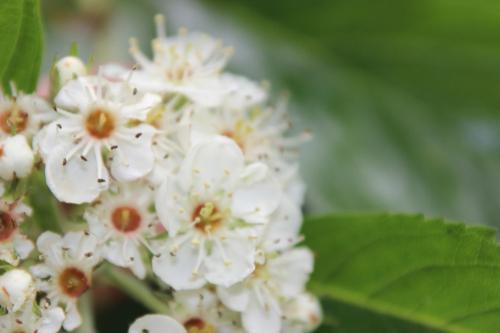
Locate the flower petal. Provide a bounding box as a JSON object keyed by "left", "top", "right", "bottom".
{"left": 129, "top": 314, "right": 186, "bottom": 333}
{"left": 242, "top": 292, "right": 281, "bottom": 333}
{"left": 269, "top": 248, "right": 313, "bottom": 297}
{"left": 45, "top": 143, "right": 108, "bottom": 204}
{"left": 204, "top": 237, "right": 255, "bottom": 287}
{"left": 232, "top": 178, "right": 281, "bottom": 224}
{"left": 110, "top": 125, "right": 155, "bottom": 182}
{"left": 152, "top": 238, "right": 205, "bottom": 290}
{"left": 179, "top": 136, "right": 244, "bottom": 194}
{"left": 217, "top": 282, "right": 250, "bottom": 312}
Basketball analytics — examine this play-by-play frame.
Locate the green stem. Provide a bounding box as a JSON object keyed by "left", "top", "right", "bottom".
{"left": 75, "top": 293, "right": 96, "bottom": 333}
{"left": 99, "top": 264, "right": 170, "bottom": 314}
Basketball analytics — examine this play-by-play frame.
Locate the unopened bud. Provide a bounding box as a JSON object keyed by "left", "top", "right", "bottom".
{"left": 0, "top": 269, "right": 34, "bottom": 312}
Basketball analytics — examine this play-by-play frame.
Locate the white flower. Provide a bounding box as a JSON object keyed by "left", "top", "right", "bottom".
{"left": 189, "top": 98, "right": 310, "bottom": 206}
{"left": 85, "top": 181, "right": 160, "bottom": 279}
{"left": 36, "top": 75, "right": 161, "bottom": 204}
{"left": 147, "top": 95, "right": 192, "bottom": 186}
{"left": 218, "top": 73, "right": 268, "bottom": 109}
{"left": 282, "top": 293, "right": 322, "bottom": 333}
{"left": 260, "top": 195, "right": 304, "bottom": 253}
{"left": 129, "top": 314, "right": 186, "bottom": 333}
{"left": 0, "top": 301, "right": 65, "bottom": 333}
{"left": 53, "top": 56, "right": 88, "bottom": 87}
{"left": 0, "top": 90, "right": 54, "bottom": 139}
{"left": 170, "top": 288, "right": 243, "bottom": 333}
{"left": 0, "top": 198, "right": 33, "bottom": 266}
{"left": 0, "top": 134, "right": 34, "bottom": 180}
{"left": 217, "top": 247, "right": 314, "bottom": 333}
{"left": 152, "top": 136, "right": 281, "bottom": 290}
{"left": 124, "top": 15, "right": 234, "bottom": 107}
{"left": 0, "top": 269, "right": 34, "bottom": 312}
{"left": 31, "top": 231, "right": 101, "bottom": 331}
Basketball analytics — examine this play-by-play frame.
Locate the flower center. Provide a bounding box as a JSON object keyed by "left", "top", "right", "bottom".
{"left": 58, "top": 267, "right": 89, "bottom": 298}
{"left": 0, "top": 211, "right": 16, "bottom": 241}
{"left": 191, "top": 202, "right": 222, "bottom": 233}
{"left": 0, "top": 107, "right": 29, "bottom": 135}
{"left": 184, "top": 317, "right": 215, "bottom": 333}
{"left": 85, "top": 109, "right": 115, "bottom": 139}
{"left": 111, "top": 206, "right": 142, "bottom": 233}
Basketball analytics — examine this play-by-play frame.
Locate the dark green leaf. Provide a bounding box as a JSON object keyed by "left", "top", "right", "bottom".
{"left": 305, "top": 214, "right": 500, "bottom": 333}
{"left": 0, "top": 0, "right": 43, "bottom": 93}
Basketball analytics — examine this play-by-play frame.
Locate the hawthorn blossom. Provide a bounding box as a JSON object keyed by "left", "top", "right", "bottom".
{"left": 0, "top": 301, "right": 65, "bottom": 333}
{"left": 85, "top": 181, "right": 160, "bottom": 278}
{"left": 0, "top": 90, "right": 53, "bottom": 139}
{"left": 0, "top": 198, "right": 33, "bottom": 266}
{"left": 115, "top": 14, "right": 234, "bottom": 107}
{"left": 36, "top": 75, "right": 161, "bottom": 204}
{"left": 129, "top": 314, "right": 186, "bottom": 333}
{"left": 31, "top": 231, "right": 101, "bottom": 331}
{"left": 217, "top": 247, "right": 314, "bottom": 333}
{"left": 190, "top": 97, "right": 310, "bottom": 206}
{"left": 153, "top": 136, "right": 281, "bottom": 289}
{"left": 170, "top": 288, "right": 243, "bottom": 333}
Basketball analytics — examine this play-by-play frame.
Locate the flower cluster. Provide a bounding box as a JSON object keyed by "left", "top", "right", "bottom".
{"left": 0, "top": 15, "right": 321, "bottom": 333}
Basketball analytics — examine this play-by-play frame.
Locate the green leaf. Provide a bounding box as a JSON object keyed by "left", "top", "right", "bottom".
{"left": 27, "top": 170, "right": 62, "bottom": 233}
{"left": 304, "top": 214, "right": 500, "bottom": 333}
{"left": 0, "top": 0, "right": 43, "bottom": 93}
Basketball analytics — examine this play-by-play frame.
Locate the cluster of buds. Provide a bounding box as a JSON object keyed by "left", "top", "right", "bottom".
{"left": 0, "top": 15, "right": 321, "bottom": 333}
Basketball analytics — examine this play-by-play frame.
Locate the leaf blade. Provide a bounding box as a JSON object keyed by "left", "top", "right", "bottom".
{"left": 305, "top": 214, "right": 500, "bottom": 333}
{"left": 0, "top": 0, "right": 43, "bottom": 93}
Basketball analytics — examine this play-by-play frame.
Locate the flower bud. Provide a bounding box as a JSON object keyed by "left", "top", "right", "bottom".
{"left": 50, "top": 56, "right": 87, "bottom": 98}
{"left": 0, "top": 134, "right": 35, "bottom": 180}
{"left": 0, "top": 269, "right": 34, "bottom": 311}
{"left": 283, "top": 293, "right": 322, "bottom": 333}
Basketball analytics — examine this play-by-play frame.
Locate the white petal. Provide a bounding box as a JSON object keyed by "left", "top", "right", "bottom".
{"left": 219, "top": 73, "right": 268, "bottom": 109}
{"left": 122, "top": 93, "right": 161, "bottom": 120}
{"left": 242, "top": 292, "right": 281, "bottom": 333}
{"left": 63, "top": 303, "right": 82, "bottom": 331}
{"left": 38, "top": 307, "right": 65, "bottom": 333}
{"left": 179, "top": 136, "right": 244, "bottom": 193}
{"left": 261, "top": 196, "right": 303, "bottom": 252}
{"left": 63, "top": 231, "right": 99, "bottom": 263}
{"left": 110, "top": 125, "right": 155, "bottom": 182}
{"left": 217, "top": 282, "right": 250, "bottom": 312}
{"left": 154, "top": 178, "right": 185, "bottom": 237}
{"left": 152, "top": 239, "right": 205, "bottom": 290}
{"left": 0, "top": 135, "right": 34, "bottom": 180}
{"left": 13, "top": 234, "right": 34, "bottom": 259}
{"left": 269, "top": 248, "right": 313, "bottom": 297}
{"left": 204, "top": 237, "right": 255, "bottom": 287}
{"left": 45, "top": 143, "right": 108, "bottom": 204}
{"left": 232, "top": 178, "right": 281, "bottom": 224}
{"left": 129, "top": 314, "right": 186, "bottom": 333}
{"left": 55, "top": 78, "right": 92, "bottom": 111}
{"left": 172, "top": 77, "right": 229, "bottom": 107}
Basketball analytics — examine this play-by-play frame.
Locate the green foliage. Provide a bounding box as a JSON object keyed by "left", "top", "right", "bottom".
{"left": 304, "top": 214, "right": 500, "bottom": 333}
{"left": 204, "top": 0, "right": 500, "bottom": 227}
{"left": 27, "top": 171, "right": 62, "bottom": 233}
{"left": 0, "top": 0, "right": 43, "bottom": 93}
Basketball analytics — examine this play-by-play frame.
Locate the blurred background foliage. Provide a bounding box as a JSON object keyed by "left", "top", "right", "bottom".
{"left": 41, "top": 0, "right": 500, "bottom": 228}
{"left": 40, "top": 0, "right": 500, "bottom": 331}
